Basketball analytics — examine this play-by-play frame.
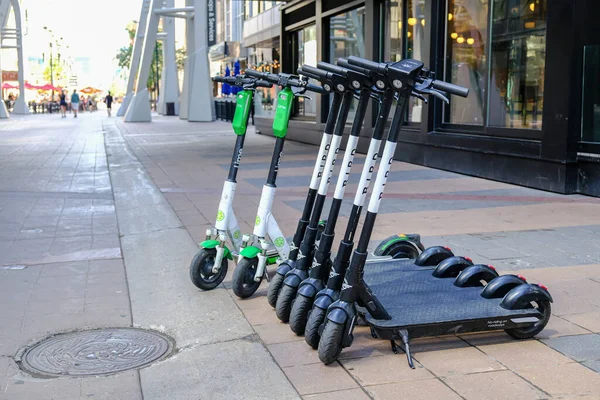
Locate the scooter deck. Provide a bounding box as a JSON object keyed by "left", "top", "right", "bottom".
{"left": 363, "top": 259, "right": 541, "bottom": 332}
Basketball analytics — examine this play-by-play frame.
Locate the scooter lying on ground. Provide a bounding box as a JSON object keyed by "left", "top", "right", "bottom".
{"left": 317, "top": 56, "right": 553, "bottom": 367}
{"left": 230, "top": 70, "right": 329, "bottom": 298}
{"left": 189, "top": 74, "right": 275, "bottom": 291}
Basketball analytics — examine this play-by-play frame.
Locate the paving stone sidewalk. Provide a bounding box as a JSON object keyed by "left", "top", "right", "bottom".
{"left": 0, "top": 113, "right": 599, "bottom": 400}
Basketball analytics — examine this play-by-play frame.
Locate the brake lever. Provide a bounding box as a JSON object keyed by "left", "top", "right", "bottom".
{"left": 295, "top": 94, "right": 313, "bottom": 101}
{"left": 428, "top": 89, "right": 449, "bottom": 104}
{"left": 411, "top": 91, "right": 428, "bottom": 103}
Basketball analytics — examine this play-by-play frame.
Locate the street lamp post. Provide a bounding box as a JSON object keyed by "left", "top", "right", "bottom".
{"left": 43, "top": 27, "right": 62, "bottom": 101}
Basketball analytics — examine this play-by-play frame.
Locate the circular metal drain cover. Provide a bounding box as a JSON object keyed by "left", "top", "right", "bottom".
{"left": 21, "top": 328, "right": 173, "bottom": 377}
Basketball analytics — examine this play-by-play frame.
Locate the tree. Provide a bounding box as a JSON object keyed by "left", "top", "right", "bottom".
{"left": 43, "top": 56, "right": 64, "bottom": 85}
{"left": 115, "top": 21, "right": 162, "bottom": 92}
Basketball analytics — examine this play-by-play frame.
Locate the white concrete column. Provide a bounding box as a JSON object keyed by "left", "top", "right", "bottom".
{"left": 125, "top": 0, "right": 163, "bottom": 122}
{"left": 178, "top": 0, "right": 195, "bottom": 120}
{"left": 187, "top": 0, "right": 214, "bottom": 122}
{"left": 0, "top": 0, "right": 8, "bottom": 118}
{"left": 158, "top": 0, "right": 180, "bottom": 116}
{"left": 8, "top": 0, "right": 28, "bottom": 114}
{"left": 118, "top": 0, "right": 151, "bottom": 117}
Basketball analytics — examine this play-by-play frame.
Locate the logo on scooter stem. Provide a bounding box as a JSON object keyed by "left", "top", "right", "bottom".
{"left": 341, "top": 278, "right": 352, "bottom": 291}
{"left": 216, "top": 210, "right": 225, "bottom": 221}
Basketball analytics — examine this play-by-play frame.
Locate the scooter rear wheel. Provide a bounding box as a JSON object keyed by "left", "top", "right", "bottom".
{"left": 267, "top": 272, "right": 285, "bottom": 308}
{"left": 373, "top": 237, "right": 420, "bottom": 259}
{"left": 305, "top": 307, "right": 326, "bottom": 349}
{"left": 232, "top": 257, "right": 262, "bottom": 299}
{"left": 505, "top": 300, "right": 551, "bottom": 339}
{"left": 189, "top": 248, "right": 228, "bottom": 291}
{"left": 318, "top": 321, "right": 344, "bottom": 364}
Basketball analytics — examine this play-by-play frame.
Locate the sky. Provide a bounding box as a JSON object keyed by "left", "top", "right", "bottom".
{"left": 22, "top": 0, "right": 143, "bottom": 87}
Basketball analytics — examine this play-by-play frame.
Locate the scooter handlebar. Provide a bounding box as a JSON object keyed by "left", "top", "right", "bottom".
{"left": 212, "top": 76, "right": 226, "bottom": 83}
{"left": 297, "top": 67, "right": 321, "bottom": 81}
{"left": 244, "top": 69, "right": 279, "bottom": 83}
{"left": 316, "top": 61, "right": 347, "bottom": 77}
{"left": 255, "top": 79, "right": 274, "bottom": 88}
{"left": 347, "top": 56, "right": 387, "bottom": 74}
{"left": 299, "top": 64, "right": 330, "bottom": 80}
{"left": 337, "top": 58, "right": 371, "bottom": 76}
{"left": 431, "top": 80, "right": 469, "bottom": 98}
{"left": 306, "top": 83, "right": 327, "bottom": 94}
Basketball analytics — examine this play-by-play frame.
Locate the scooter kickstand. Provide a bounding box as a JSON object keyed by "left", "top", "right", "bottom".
{"left": 390, "top": 340, "right": 399, "bottom": 354}
{"left": 399, "top": 329, "right": 415, "bottom": 369}
{"left": 370, "top": 327, "right": 377, "bottom": 338}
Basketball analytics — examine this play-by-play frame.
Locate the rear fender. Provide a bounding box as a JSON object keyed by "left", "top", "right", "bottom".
{"left": 480, "top": 274, "right": 528, "bottom": 299}
{"left": 432, "top": 256, "right": 474, "bottom": 278}
{"left": 414, "top": 246, "right": 454, "bottom": 266}
{"left": 454, "top": 264, "right": 499, "bottom": 287}
{"left": 500, "top": 284, "right": 554, "bottom": 310}
{"left": 200, "top": 240, "right": 233, "bottom": 260}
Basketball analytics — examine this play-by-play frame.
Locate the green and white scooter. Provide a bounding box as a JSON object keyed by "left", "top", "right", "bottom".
{"left": 231, "top": 70, "right": 327, "bottom": 298}
{"left": 189, "top": 75, "right": 274, "bottom": 291}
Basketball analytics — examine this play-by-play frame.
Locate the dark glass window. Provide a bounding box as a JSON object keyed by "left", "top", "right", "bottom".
{"left": 581, "top": 46, "right": 600, "bottom": 143}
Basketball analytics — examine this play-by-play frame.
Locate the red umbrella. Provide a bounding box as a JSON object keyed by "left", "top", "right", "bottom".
{"left": 2, "top": 82, "right": 18, "bottom": 90}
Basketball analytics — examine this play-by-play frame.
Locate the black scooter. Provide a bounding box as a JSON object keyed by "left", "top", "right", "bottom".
{"left": 288, "top": 60, "right": 423, "bottom": 336}
{"left": 317, "top": 57, "right": 553, "bottom": 367}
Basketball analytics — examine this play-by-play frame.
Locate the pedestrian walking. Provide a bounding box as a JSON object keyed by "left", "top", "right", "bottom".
{"left": 59, "top": 90, "right": 67, "bottom": 118}
{"left": 104, "top": 92, "right": 114, "bottom": 117}
{"left": 71, "top": 89, "right": 80, "bottom": 118}
{"left": 88, "top": 97, "right": 94, "bottom": 112}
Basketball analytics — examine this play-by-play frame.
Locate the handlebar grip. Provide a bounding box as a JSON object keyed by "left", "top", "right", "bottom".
{"left": 347, "top": 56, "right": 386, "bottom": 74}
{"left": 256, "top": 80, "right": 273, "bottom": 88}
{"left": 432, "top": 80, "right": 469, "bottom": 98}
{"left": 298, "top": 67, "right": 321, "bottom": 81}
{"left": 306, "top": 83, "right": 326, "bottom": 95}
{"left": 245, "top": 69, "right": 280, "bottom": 84}
{"left": 337, "top": 58, "right": 370, "bottom": 76}
{"left": 316, "top": 62, "right": 347, "bottom": 77}
{"left": 300, "top": 64, "right": 329, "bottom": 79}
{"left": 213, "top": 76, "right": 226, "bottom": 82}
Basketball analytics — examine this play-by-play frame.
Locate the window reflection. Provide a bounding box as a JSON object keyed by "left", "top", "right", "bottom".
{"left": 297, "top": 25, "right": 318, "bottom": 117}
{"left": 329, "top": 7, "right": 366, "bottom": 117}
{"left": 386, "top": 1, "right": 428, "bottom": 123}
{"left": 488, "top": 0, "right": 547, "bottom": 129}
{"left": 581, "top": 46, "right": 600, "bottom": 143}
{"left": 445, "top": 0, "right": 488, "bottom": 125}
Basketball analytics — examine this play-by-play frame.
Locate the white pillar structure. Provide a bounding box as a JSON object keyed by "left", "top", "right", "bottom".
{"left": 118, "top": 0, "right": 151, "bottom": 117}
{"left": 0, "top": 0, "right": 29, "bottom": 115}
{"left": 126, "top": 0, "right": 213, "bottom": 123}
{"left": 0, "top": 1, "right": 10, "bottom": 119}
{"left": 124, "top": 0, "right": 162, "bottom": 122}
{"left": 156, "top": 0, "right": 180, "bottom": 116}
{"left": 185, "top": 0, "right": 214, "bottom": 122}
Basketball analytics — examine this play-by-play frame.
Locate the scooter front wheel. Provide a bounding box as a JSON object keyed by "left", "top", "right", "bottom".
{"left": 275, "top": 285, "right": 297, "bottom": 323}
{"left": 232, "top": 257, "right": 262, "bottom": 299}
{"left": 305, "top": 307, "right": 326, "bottom": 349}
{"left": 267, "top": 272, "right": 285, "bottom": 308}
{"left": 289, "top": 294, "right": 312, "bottom": 335}
{"left": 318, "top": 321, "right": 344, "bottom": 364}
{"left": 189, "top": 248, "right": 228, "bottom": 291}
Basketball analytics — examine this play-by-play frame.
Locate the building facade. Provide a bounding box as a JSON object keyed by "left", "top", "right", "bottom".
{"left": 251, "top": 0, "right": 600, "bottom": 196}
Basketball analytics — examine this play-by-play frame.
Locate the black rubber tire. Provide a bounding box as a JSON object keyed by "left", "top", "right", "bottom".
{"left": 305, "top": 307, "right": 326, "bottom": 349}
{"left": 289, "top": 294, "right": 312, "bottom": 335}
{"left": 231, "top": 257, "right": 262, "bottom": 299}
{"left": 318, "top": 321, "right": 345, "bottom": 364}
{"left": 505, "top": 301, "right": 552, "bottom": 339}
{"left": 373, "top": 236, "right": 420, "bottom": 259}
{"left": 275, "top": 284, "right": 297, "bottom": 323}
{"left": 189, "top": 248, "right": 228, "bottom": 290}
{"left": 267, "top": 272, "right": 285, "bottom": 308}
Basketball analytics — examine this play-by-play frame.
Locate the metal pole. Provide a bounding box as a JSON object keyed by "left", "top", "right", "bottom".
{"left": 50, "top": 43, "right": 54, "bottom": 100}
{"left": 154, "top": 44, "right": 159, "bottom": 110}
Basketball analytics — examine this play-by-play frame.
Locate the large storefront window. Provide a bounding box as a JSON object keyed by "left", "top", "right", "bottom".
{"left": 445, "top": 0, "right": 548, "bottom": 130}
{"left": 386, "top": 0, "right": 428, "bottom": 122}
{"left": 329, "top": 7, "right": 366, "bottom": 62}
{"left": 297, "top": 24, "right": 318, "bottom": 116}
{"left": 488, "top": 0, "right": 547, "bottom": 129}
{"left": 581, "top": 46, "right": 600, "bottom": 143}
{"left": 445, "top": 0, "right": 488, "bottom": 125}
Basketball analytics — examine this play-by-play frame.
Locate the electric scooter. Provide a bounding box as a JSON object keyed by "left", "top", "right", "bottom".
{"left": 264, "top": 69, "right": 345, "bottom": 308}
{"left": 274, "top": 64, "right": 357, "bottom": 322}
{"left": 189, "top": 75, "right": 274, "bottom": 291}
{"left": 317, "top": 56, "right": 552, "bottom": 367}
{"left": 230, "top": 70, "right": 329, "bottom": 298}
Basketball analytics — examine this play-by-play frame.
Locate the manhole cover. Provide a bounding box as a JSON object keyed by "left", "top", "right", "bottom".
{"left": 20, "top": 328, "right": 173, "bottom": 377}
